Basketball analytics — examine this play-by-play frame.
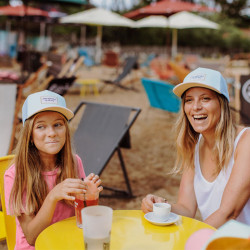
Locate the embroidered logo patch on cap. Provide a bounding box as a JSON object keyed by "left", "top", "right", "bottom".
{"left": 22, "top": 90, "right": 74, "bottom": 125}
{"left": 40, "top": 96, "right": 58, "bottom": 104}
{"left": 189, "top": 74, "right": 206, "bottom": 82}
{"left": 173, "top": 68, "right": 230, "bottom": 102}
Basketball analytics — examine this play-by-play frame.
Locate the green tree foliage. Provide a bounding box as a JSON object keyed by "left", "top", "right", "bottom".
{"left": 214, "top": 0, "right": 249, "bottom": 26}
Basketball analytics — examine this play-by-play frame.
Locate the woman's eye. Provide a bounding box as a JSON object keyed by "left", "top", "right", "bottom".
{"left": 184, "top": 98, "right": 192, "bottom": 103}
{"left": 37, "top": 125, "right": 44, "bottom": 129}
{"left": 54, "top": 123, "right": 63, "bottom": 127}
{"left": 202, "top": 97, "right": 210, "bottom": 101}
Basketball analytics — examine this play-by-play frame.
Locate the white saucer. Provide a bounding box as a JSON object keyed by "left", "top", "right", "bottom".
{"left": 144, "top": 212, "right": 180, "bottom": 226}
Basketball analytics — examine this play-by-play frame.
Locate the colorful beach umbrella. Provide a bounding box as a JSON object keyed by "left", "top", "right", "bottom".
{"left": 60, "top": 8, "right": 135, "bottom": 63}
{"left": 22, "top": 0, "right": 87, "bottom": 4}
{"left": 135, "top": 11, "right": 219, "bottom": 58}
{"left": 124, "top": 0, "right": 216, "bottom": 20}
{"left": 0, "top": 5, "right": 49, "bottom": 17}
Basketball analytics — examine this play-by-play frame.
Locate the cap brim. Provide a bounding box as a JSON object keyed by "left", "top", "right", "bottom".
{"left": 28, "top": 106, "right": 74, "bottom": 121}
{"left": 173, "top": 82, "right": 222, "bottom": 98}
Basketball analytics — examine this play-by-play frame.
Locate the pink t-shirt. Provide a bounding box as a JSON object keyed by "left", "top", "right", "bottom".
{"left": 4, "top": 155, "right": 86, "bottom": 250}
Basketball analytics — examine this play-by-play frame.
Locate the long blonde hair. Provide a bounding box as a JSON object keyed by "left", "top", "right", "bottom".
{"left": 173, "top": 93, "right": 236, "bottom": 174}
{"left": 10, "top": 114, "right": 79, "bottom": 216}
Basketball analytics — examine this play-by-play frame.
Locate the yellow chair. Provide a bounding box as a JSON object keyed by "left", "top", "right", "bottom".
{"left": 0, "top": 211, "right": 6, "bottom": 241}
{"left": 0, "top": 155, "right": 16, "bottom": 250}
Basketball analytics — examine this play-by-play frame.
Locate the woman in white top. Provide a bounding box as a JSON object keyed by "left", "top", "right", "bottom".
{"left": 141, "top": 67, "right": 250, "bottom": 228}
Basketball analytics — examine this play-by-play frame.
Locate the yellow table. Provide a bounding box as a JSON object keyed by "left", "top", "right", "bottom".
{"left": 35, "top": 210, "right": 215, "bottom": 250}
{"left": 75, "top": 78, "right": 100, "bottom": 96}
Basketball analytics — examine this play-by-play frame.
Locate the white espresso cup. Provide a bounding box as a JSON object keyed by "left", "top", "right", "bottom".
{"left": 153, "top": 203, "right": 171, "bottom": 220}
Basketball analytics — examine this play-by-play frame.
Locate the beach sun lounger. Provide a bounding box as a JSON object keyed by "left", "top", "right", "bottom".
{"left": 102, "top": 56, "right": 139, "bottom": 91}
{"left": 141, "top": 78, "right": 181, "bottom": 113}
{"left": 71, "top": 101, "right": 141, "bottom": 198}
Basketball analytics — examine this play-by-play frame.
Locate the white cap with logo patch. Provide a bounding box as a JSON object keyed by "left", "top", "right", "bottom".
{"left": 22, "top": 90, "right": 74, "bottom": 125}
{"left": 173, "top": 67, "right": 230, "bottom": 102}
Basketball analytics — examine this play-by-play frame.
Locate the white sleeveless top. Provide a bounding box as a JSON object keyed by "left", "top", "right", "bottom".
{"left": 194, "top": 128, "right": 250, "bottom": 225}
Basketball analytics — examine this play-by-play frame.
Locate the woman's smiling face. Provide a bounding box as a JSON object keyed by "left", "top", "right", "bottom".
{"left": 184, "top": 87, "right": 221, "bottom": 135}
{"left": 32, "top": 111, "right": 66, "bottom": 158}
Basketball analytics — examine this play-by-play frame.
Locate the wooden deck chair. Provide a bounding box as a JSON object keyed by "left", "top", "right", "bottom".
{"left": 150, "top": 57, "right": 175, "bottom": 80}
{"left": 71, "top": 101, "right": 141, "bottom": 198}
{"left": 0, "top": 84, "right": 18, "bottom": 157}
{"left": 46, "top": 52, "right": 65, "bottom": 77}
{"left": 102, "top": 50, "right": 120, "bottom": 67}
{"left": 168, "top": 61, "right": 190, "bottom": 82}
{"left": 102, "top": 56, "right": 139, "bottom": 91}
{"left": 46, "top": 56, "right": 85, "bottom": 96}
{"left": 24, "top": 56, "right": 84, "bottom": 97}
{"left": 5, "top": 64, "right": 51, "bottom": 154}
{"left": 46, "top": 77, "right": 76, "bottom": 96}
{"left": 66, "top": 56, "right": 84, "bottom": 78}
{"left": 57, "top": 58, "right": 75, "bottom": 78}
{"left": 0, "top": 155, "right": 16, "bottom": 250}
{"left": 141, "top": 78, "right": 181, "bottom": 113}
{"left": 21, "top": 62, "right": 51, "bottom": 98}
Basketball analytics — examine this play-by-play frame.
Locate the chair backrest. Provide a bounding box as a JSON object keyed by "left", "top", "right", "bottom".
{"left": 72, "top": 101, "right": 141, "bottom": 176}
{"left": 78, "top": 48, "right": 95, "bottom": 67}
{"left": 0, "top": 155, "right": 16, "bottom": 250}
{"left": 114, "top": 56, "right": 138, "bottom": 84}
{"left": 141, "top": 53, "right": 155, "bottom": 68}
{"left": 57, "top": 58, "right": 75, "bottom": 78}
{"left": 0, "top": 84, "right": 17, "bottom": 157}
{"left": 66, "top": 56, "right": 84, "bottom": 78}
{"left": 141, "top": 78, "right": 181, "bottom": 113}
{"left": 46, "top": 52, "right": 64, "bottom": 77}
{"left": 168, "top": 61, "right": 190, "bottom": 82}
{"left": 47, "top": 76, "right": 76, "bottom": 96}
{"left": 21, "top": 63, "right": 50, "bottom": 98}
{"left": 102, "top": 50, "right": 119, "bottom": 67}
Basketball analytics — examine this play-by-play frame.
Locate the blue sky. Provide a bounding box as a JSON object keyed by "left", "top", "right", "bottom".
{"left": 90, "top": 0, "right": 137, "bottom": 11}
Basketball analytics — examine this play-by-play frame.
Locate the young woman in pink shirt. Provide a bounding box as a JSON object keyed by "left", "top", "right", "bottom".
{"left": 4, "top": 90, "right": 103, "bottom": 249}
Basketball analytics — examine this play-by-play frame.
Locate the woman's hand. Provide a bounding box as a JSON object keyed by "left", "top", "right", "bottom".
{"left": 49, "top": 178, "right": 87, "bottom": 202}
{"left": 141, "top": 194, "right": 167, "bottom": 213}
{"left": 18, "top": 178, "right": 87, "bottom": 246}
{"left": 85, "top": 173, "right": 103, "bottom": 193}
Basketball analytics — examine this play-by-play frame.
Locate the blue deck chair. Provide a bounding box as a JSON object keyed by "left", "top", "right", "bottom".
{"left": 141, "top": 78, "right": 181, "bottom": 113}
{"left": 78, "top": 48, "right": 95, "bottom": 67}
{"left": 140, "top": 53, "right": 155, "bottom": 68}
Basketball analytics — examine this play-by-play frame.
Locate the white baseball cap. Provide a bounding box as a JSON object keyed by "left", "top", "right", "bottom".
{"left": 173, "top": 67, "right": 230, "bottom": 102}
{"left": 22, "top": 90, "right": 74, "bottom": 125}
